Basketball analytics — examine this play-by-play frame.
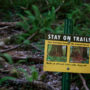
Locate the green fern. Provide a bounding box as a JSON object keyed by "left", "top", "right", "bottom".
{"left": 17, "top": 5, "right": 61, "bottom": 41}
{"left": 18, "top": 66, "right": 38, "bottom": 82}
{"left": 3, "top": 53, "right": 13, "bottom": 64}
{"left": 30, "top": 66, "right": 38, "bottom": 80}
{"left": 0, "top": 76, "right": 16, "bottom": 84}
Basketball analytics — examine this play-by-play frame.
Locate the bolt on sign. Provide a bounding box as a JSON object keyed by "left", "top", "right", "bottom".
{"left": 43, "top": 34, "right": 90, "bottom": 73}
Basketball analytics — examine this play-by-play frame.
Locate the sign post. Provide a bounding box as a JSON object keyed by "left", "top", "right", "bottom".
{"left": 62, "top": 19, "right": 73, "bottom": 90}
{"left": 43, "top": 19, "right": 90, "bottom": 89}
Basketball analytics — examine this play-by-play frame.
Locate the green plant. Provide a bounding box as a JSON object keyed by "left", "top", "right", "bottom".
{"left": 18, "top": 66, "right": 38, "bottom": 82}
{"left": 17, "top": 5, "right": 56, "bottom": 32}
{"left": 0, "top": 0, "right": 34, "bottom": 9}
{"left": 17, "top": 59, "right": 27, "bottom": 64}
{"left": 30, "top": 66, "right": 38, "bottom": 80}
{"left": 16, "top": 5, "right": 62, "bottom": 43}
{"left": 0, "top": 76, "right": 16, "bottom": 85}
{"left": 67, "top": 3, "right": 90, "bottom": 36}
{"left": 3, "top": 53, "right": 13, "bottom": 64}
{"left": 47, "top": 56, "right": 66, "bottom": 62}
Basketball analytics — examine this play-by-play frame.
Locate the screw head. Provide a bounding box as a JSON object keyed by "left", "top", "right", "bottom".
{"left": 67, "top": 67, "right": 70, "bottom": 70}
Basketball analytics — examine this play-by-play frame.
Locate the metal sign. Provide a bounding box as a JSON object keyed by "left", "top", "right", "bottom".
{"left": 44, "top": 34, "right": 90, "bottom": 73}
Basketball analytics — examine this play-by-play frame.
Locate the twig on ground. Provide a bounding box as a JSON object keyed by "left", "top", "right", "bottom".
{"left": 0, "top": 32, "right": 38, "bottom": 53}
{"left": 0, "top": 45, "right": 21, "bottom": 53}
{"left": 0, "top": 22, "right": 18, "bottom": 26}
{"left": 12, "top": 56, "right": 43, "bottom": 63}
{"left": 45, "top": 0, "right": 49, "bottom": 5}
{"left": 0, "top": 26, "right": 10, "bottom": 30}
{"left": 30, "top": 43, "right": 43, "bottom": 52}
{"left": 0, "top": 77, "right": 55, "bottom": 90}
{"left": 78, "top": 73, "right": 89, "bottom": 90}
{"left": 55, "top": 5, "right": 61, "bottom": 13}
{"left": 55, "top": 0, "right": 65, "bottom": 13}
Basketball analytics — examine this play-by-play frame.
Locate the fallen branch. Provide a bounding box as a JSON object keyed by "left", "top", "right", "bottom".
{"left": 45, "top": 0, "right": 49, "bottom": 5}
{"left": 0, "top": 77, "right": 55, "bottom": 90}
{"left": 12, "top": 56, "right": 43, "bottom": 64}
{"left": 0, "top": 45, "right": 21, "bottom": 53}
{"left": 78, "top": 73, "right": 89, "bottom": 90}
{"left": 55, "top": 0, "right": 65, "bottom": 13}
{"left": 0, "top": 32, "right": 38, "bottom": 53}
{"left": 0, "top": 26, "right": 10, "bottom": 30}
{"left": 55, "top": 5, "right": 61, "bottom": 13}
{"left": 0, "top": 22, "right": 18, "bottom": 26}
{"left": 30, "top": 43, "right": 43, "bottom": 52}
{"left": 0, "top": 22, "right": 20, "bottom": 30}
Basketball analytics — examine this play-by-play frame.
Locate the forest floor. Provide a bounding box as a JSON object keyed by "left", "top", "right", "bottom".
{"left": 0, "top": 23, "right": 81, "bottom": 90}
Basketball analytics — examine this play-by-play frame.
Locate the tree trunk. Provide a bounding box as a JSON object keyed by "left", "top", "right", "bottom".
{"left": 49, "top": 45, "right": 63, "bottom": 57}
{"left": 82, "top": 47, "right": 88, "bottom": 58}
{"left": 71, "top": 47, "right": 88, "bottom": 63}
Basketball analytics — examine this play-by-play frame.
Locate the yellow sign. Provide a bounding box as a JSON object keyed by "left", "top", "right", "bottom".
{"left": 43, "top": 34, "right": 90, "bottom": 73}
